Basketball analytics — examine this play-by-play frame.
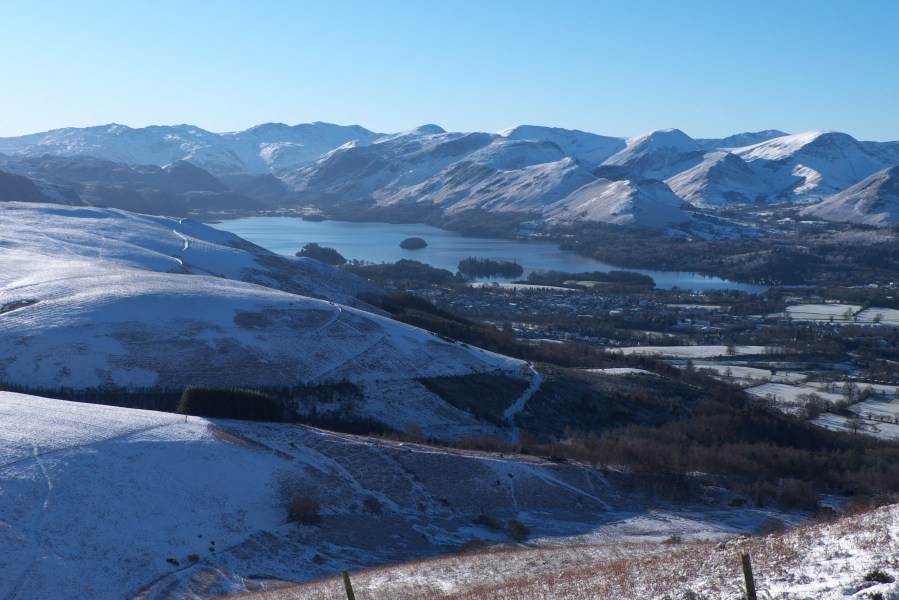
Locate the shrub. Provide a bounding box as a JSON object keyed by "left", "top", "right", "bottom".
{"left": 363, "top": 495, "right": 385, "bottom": 515}
{"left": 473, "top": 514, "right": 504, "bottom": 531}
{"left": 506, "top": 519, "right": 530, "bottom": 542}
{"left": 287, "top": 495, "right": 322, "bottom": 526}
{"left": 863, "top": 569, "right": 895, "bottom": 584}
{"left": 176, "top": 386, "right": 282, "bottom": 422}
{"left": 459, "top": 537, "right": 489, "bottom": 553}
{"left": 779, "top": 478, "right": 819, "bottom": 510}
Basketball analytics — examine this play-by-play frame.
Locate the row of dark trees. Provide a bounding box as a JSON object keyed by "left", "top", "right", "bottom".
{"left": 458, "top": 257, "right": 524, "bottom": 278}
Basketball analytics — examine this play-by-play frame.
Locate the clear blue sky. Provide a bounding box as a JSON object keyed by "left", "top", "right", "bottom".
{"left": 3, "top": 0, "right": 897, "bottom": 140}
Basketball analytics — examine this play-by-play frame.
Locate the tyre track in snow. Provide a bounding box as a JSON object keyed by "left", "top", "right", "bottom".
{"left": 6, "top": 445, "right": 55, "bottom": 600}
{"left": 2, "top": 415, "right": 190, "bottom": 599}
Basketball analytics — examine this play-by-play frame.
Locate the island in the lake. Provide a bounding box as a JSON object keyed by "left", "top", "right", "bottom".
{"left": 400, "top": 237, "right": 428, "bottom": 250}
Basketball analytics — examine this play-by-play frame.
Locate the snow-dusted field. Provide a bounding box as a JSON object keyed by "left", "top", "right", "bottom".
{"left": 770, "top": 304, "right": 899, "bottom": 325}
{"left": 745, "top": 381, "right": 899, "bottom": 440}
{"left": 243, "top": 503, "right": 899, "bottom": 600}
{"left": 616, "top": 345, "right": 770, "bottom": 358}
{"left": 847, "top": 382, "right": 899, "bottom": 397}
{"left": 0, "top": 392, "right": 800, "bottom": 600}
{"left": 467, "top": 282, "right": 577, "bottom": 292}
{"left": 586, "top": 367, "right": 656, "bottom": 376}
{"left": 814, "top": 412, "right": 899, "bottom": 440}
{"left": 856, "top": 307, "right": 899, "bottom": 325}
{"left": 745, "top": 382, "right": 845, "bottom": 411}
{"left": 782, "top": 303, "right": 862, "bottom": 322}
{"left": 693, "top": 361, "right": 807, "bottom": 385}
{"left": 812, "top": 394, "right": 899, "bottom": 442}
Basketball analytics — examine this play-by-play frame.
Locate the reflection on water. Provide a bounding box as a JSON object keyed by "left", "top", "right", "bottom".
{"left": 210, "top": 217, "right": 768, "bottom": 293}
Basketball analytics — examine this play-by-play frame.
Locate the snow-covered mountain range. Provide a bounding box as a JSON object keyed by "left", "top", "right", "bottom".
{"left": 0, "top": 122, "right": 380, "bottom": 176}
{"left": 2, "top": 122, "right": 899, "bottom": 226}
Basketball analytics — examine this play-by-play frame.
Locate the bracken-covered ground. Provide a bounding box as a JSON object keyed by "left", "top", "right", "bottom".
{"left": 245, "top": 503, "right": 899, "bottom": 600}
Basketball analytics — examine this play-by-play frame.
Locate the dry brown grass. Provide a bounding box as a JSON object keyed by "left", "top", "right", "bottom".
{"left": 228, "top": 504, "right": 899, "bottom": 600}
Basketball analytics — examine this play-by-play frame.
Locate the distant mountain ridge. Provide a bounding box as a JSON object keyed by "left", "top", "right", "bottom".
{"left": 698, "top": 130, "right": 789, "bottom": 149}
{"left": 1, "top": 122, "right": 898, "bottom": 227}
{"left": 0, "top": 122, "right": 381, "bottom": 176}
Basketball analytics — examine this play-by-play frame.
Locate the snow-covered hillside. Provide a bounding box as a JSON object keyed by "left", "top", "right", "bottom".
{"left": 0, "top": 264, "right": 514, "bottom": 390}
{"left": 285, "top": 127, "right": 494, "bottom": 199}
{"left": 0, "top": 203, "right": 532, "bottom": 436}
{"left": 392, "top": 155, "right": 599, "bottom": 215}
{"left": 545, "top": 177, "right": 694, "bottom": 226}
{"left": 665, "top": 151, "right": 769, "bottom": 207}
{"left": 0, "top": 169, "right": 62, "bottom": 204}
{"left": 0, "top": 392, "right": 805, "bottom": 600}
{"left": 498, "top": 125, "right": 626, "bottom": 168}
{"left": 0, "top": 202, "right": 373, "bottom": 303}
{"left": 800, "top": 165, "right": 899, "bottom": 226}
{"left": 598, "top": 128, "right": 707, "bottom": 181}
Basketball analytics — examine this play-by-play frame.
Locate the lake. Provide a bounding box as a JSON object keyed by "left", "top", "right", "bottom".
{"left": 210, "top": 216, "right": 768, "bottom": 293}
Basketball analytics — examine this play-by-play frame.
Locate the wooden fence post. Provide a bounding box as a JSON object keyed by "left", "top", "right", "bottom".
{"left": 741, "top": 553, "right": 757, "bottom": 600}
{"left": 342, "top": 569, "right": 356, "bottom": 600}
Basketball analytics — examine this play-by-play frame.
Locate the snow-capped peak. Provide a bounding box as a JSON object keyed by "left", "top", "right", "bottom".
{"left": 623, "top": 128, "right": 703, "bottom": 152}
{"left": 599, "top": 128, "right": 706, "bottom": 181}
{"left": 497, "top": 125, "right": 625, "bottom": 167}
{"left": 735, "top": 130, "right": 893, "bottom": 200}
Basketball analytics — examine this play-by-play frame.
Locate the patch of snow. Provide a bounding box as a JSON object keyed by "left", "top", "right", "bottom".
{"left": 615, "top": 345, "right": 770, "bottom": 358}
{"left": 587, "top": 367, "right": 656, "bottom": 376}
